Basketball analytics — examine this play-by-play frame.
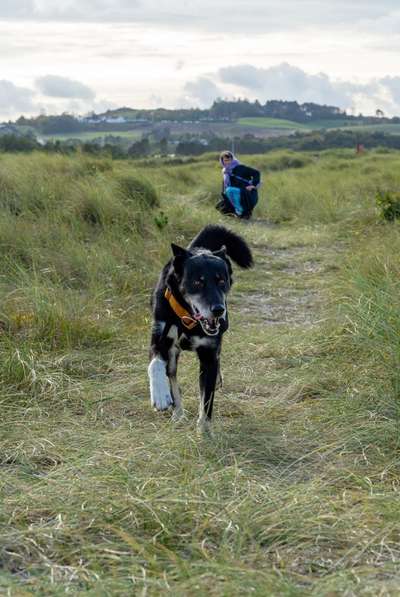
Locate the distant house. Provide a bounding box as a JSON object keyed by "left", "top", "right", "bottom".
{"left": 82, "top": 115, "right": 127, "bottom": 125}
{"left": 83, "top": 117, "right": 103, "bottom": 124}
{"left": 104, "top": 116, "right": 126, "bottom": 124}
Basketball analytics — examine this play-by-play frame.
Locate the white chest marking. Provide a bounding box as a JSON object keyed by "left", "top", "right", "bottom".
{"left": 191, "top": 336, "right": 215, "bottom": 349}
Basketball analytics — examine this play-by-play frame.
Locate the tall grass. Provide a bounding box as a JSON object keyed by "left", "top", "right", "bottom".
{"left": 2, "top": 148, "right": 400, "bottom": 594}
{"left": 340, "top": 224, "right": 400, "bottom": 421}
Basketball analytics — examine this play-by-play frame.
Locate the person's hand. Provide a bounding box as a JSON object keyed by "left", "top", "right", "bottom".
{"left": 246, "top": 185, "right": 256, "bottom": 191}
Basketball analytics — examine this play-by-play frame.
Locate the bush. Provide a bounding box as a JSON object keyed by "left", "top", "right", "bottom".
{"left": 376, "top": 189, "right": 400, "bottom": 221}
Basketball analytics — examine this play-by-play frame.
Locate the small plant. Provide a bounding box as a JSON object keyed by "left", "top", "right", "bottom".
{"left": 154, "top": 210, "right": 168, "bottom": 230}
{"left": 376, "top": 189, "right": 400, "bottom": 221}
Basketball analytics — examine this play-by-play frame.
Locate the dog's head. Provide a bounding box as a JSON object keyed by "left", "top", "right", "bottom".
{"left": 169, "top": 243, "right": 232, "bottom": 336}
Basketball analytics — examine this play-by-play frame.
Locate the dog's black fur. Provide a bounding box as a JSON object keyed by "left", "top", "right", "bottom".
{"left": 148, "top": 225, "right": 253, "bottom": 431}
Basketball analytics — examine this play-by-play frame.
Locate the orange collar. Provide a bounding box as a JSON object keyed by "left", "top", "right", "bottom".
{"left": 164, "top": 288, "right": 198, "bottom": 330}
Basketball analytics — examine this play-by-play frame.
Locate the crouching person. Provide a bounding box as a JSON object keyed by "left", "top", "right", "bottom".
{"left": 216, "top": 151, "right": 261, "bottom": 220}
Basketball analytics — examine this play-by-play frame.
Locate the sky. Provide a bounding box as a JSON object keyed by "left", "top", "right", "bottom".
{"left": 1, "top": 0, "right": 400, "bottom": 120}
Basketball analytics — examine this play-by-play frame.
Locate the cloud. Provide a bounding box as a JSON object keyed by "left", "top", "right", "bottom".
{"left": 0, "top": 77, "right": 112, "bottom": 120}
{"left": 183, "top": 77, "right": 225, "bottom": 108}
{"left": 182, "top": 63, "right": 400, "bottom": 116}
{"left": 35, "top": 75, "right": 95, "bottom": 100}
{"left": 0, "top": 0, "right": 399, "bottom": 34}
{"left": 218, "top": 63, "right": 356, "bottom": 108}
{"left": 379, "top": 76, "right": 400, "bottom": 103}
{"left": 0, "top": 79, "right": 36, "bottom": 117}
{"left": 0, "top": 0, "right": 35, "bottom": 19}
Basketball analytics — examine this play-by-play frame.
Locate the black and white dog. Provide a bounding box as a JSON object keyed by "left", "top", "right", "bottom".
{"left": 148, "top": 225, "right": 253, "bottom": 432}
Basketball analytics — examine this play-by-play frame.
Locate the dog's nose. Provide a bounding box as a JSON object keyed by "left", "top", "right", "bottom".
{"left": 211, "top": 304, "right": 225, "bottom": 317}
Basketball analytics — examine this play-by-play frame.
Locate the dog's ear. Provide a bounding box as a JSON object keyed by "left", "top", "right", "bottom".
{"left": 213, "top": 245, "right": 233, "bottom": 285}
{"left": 212, "top": 245, "right": 226, "bottom": 259}
{"left": 171, "top": 243, "right": 190, "bottom": 259}
{"left": 171, "top": 243, "right": 192, "bottom": 277}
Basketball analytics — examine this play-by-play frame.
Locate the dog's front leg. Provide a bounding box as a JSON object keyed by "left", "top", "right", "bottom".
{"left": 148, "top": 355, "right": 174, "bottom": 411}
{"left": 168, "top": 347, "right": 184, "bottom": 422}
{"left": 148, "top": 327, "right": 174, "bottom": 411}
{"left": 197, "top": 346, "right": 219, "bottom": 434}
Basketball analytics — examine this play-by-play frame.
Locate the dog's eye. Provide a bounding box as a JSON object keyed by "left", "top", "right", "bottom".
{"left": 218, "top": 278, "right": 226, "bottom": 286}
{"left": 193, "top": 279, "right": 204, "bottom": 288}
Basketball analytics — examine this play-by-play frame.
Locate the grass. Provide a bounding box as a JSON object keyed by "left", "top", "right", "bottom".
{"left": 41, "top": 130, "right": 143, "bottom": 142}
{"left": 331, "top": 123, "right": 400, "bottom": 134}
{"left": 237, "top": 117, "right": 362, "bottom": 130}
{"left": 238, "top": 117, "right": 309, "bottom": 130}
{"left": 238, "top": 117, "right": 400, "bottom": 135}
{"left": 1, "top": 148, "right": 400, "bottom": 594}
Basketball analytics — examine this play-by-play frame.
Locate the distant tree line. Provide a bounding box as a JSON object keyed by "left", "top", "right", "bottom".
{"left": 175, "top": 130, "right": 400, "bottom": 155}
{"left": 2, "top": 129, "right": 400, "bottom": 158}
{"left": 10, "top": 99, "right": 400, "bottom": 136}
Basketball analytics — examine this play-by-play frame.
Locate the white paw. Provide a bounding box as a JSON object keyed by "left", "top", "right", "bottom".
{"left": 148, "top": 358, "right": 173, "bottom": 411}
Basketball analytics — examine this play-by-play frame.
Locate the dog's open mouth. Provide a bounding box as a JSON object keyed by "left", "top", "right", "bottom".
{"left": 198, "top": 316, "right": 220, "bottom": 336}
{"left": 192, "top": 309, "right": 221, "bottom": 336}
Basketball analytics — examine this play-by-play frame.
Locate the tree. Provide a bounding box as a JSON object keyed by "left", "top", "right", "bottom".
{"left": 127, "top": 137, "right": 151, "bottom": 158}
{"left": 159, "top": 137, "right": 168, "bottom": 156}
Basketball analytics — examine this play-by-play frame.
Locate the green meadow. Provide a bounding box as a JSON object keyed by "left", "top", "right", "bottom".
{"left": 238, "top": 116, "right": 400, "bottom": 135}
{"left": 41, "top": 130, "right": 143, "bottom": 142}
{"left": 238, "top": 117, "right": 310, "bottom": 130}
{"left": 2, "top": 148, "right": 400, "bottom": 595}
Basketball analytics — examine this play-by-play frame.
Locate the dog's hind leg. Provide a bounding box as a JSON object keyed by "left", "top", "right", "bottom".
{"left": 196, "top": 347, "right": 219, "bottom": 434}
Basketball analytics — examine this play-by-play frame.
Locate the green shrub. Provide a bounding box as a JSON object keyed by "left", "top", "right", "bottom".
{"left": 375, "top": 189, "right": 400, "bottom": 221}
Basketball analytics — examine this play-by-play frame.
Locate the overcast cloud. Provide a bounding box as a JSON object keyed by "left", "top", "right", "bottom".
{"left": 35, "top": 75, "right": 96, "bottom": 100}
{"left": 1, "top": 0, "right": 399, "bottom": 33}
{"left": 183, "top": 64, "right": 397, "bottom": 116}
{"left": 218, "top": 64, "right": 357, "bottom": 107}
{"left": 1, "top": 2, "right": 400, "bottom": 119}
{"left": 0, "top": 80, "right": 37, "bottom": 116}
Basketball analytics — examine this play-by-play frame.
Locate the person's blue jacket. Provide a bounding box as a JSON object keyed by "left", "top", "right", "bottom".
{"left": 223, "top": 163, "right": 261, "bottom": 191}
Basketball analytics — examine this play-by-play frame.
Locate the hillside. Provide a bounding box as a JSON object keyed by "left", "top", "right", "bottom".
{"left": 2, "top": 149, "right": 400, "bottom": 594}
{"left": 7, "top": 99, "right": 400, "bottom": 144}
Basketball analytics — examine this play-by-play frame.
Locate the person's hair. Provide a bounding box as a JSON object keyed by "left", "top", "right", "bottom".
{"left": 220, "top": 150, "right": 233, "bottom": 160}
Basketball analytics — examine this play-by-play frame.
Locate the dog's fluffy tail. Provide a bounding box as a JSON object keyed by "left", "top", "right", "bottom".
{"left": 188, "top": 225, "right": 253, "bottom": 269}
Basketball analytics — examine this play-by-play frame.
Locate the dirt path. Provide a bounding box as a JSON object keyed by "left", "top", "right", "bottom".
{"left": 234, "top": 225, "right": 341, "bottom": 329}
{"left": 216, "top": 221, "right": 342, "bottom": 471}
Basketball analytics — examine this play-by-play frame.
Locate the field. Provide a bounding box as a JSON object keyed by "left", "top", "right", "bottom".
{"left": 337, "top": 123, "right": 400, "bottom": 134}
{"left": 2, "top": 148, "right": 400, "bottom": 594}
{"left": 238, "top": 117, "right": 310, "bottom": 130}
{"left": 239, "top": 117, "right": 400, "bottom": 135}
{"left": 41, "top": 130, "right": 143, "bottom": 142}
